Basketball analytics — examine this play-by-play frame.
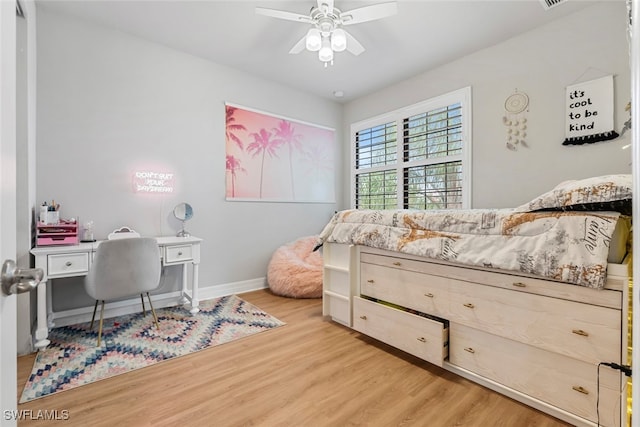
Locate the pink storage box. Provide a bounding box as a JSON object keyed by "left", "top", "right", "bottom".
{"left": 36, "top": 221, "right": 79, "bottom": 246}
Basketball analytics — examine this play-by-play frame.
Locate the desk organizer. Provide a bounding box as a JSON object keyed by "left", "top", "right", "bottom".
{"left": 36, "top": 220, "right": 79, "bottom": 246}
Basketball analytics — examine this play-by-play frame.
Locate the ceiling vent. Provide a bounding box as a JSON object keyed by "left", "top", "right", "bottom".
{"left": 539, "top": 0, "right": 567, "bottom": 10}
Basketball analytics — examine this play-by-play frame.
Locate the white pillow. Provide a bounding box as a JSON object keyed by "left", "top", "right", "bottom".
{"left": 514, "top": 174, "right": 632, "bottom": 213}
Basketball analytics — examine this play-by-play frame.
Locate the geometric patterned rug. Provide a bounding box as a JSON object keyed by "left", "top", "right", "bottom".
{"left": 20, "top": 294, "right": 284, "bottom": 403}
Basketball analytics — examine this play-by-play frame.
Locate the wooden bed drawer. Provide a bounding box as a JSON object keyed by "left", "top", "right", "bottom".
{"left": 360, "top": 262, "right": 450, "bottom": 317}
{"left": 353, "top": 297, "right": 448, "bottom": 366}
{"left": 449, "top": 323, "right": 623, "bottom": 427}
{"left": 447, "top": 280, "right": 621, "bottom": 364}
{"left": 360, "top": 250, "right": 623, "bottom": 310}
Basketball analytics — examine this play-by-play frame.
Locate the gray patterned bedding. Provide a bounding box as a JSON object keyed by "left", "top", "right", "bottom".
{"left": 317, "top": 208, "right": 629, "bottom": 289}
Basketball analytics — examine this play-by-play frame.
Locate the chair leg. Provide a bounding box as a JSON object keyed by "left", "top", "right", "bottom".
{"left": 90, "top": 300, "right": 99, "bottom": 330}
{"left": 140, "top": 294, "right": 147, "bottom": 316}
{"left": 146, "top": 292, "right": 160, "bottom": 330}
{"left": 97, "top": 300, "right": 105, "bottom": 347}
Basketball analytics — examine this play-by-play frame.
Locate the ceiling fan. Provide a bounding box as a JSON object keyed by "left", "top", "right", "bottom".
{"left": 256, "top": 0, "right": 398, "bottom": 66}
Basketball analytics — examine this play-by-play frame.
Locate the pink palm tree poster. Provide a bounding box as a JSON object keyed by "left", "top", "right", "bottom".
{"left": 225, "top": 103, "right": 335, "bottom": 203}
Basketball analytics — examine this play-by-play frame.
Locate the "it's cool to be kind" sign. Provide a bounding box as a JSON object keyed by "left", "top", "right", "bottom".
{"left": 563, "top": 75, "right": 618, "bottom": 145}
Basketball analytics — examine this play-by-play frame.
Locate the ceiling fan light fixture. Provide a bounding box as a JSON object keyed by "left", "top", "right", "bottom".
{"left": 318, "top": 38, "right": 334, "bottom": 62}
{"left": 305, "top": 28, "right": 322, "bottom": 51}
{"left": 256, "top": 1, "right": 398, "bottom": 66}
{"left": 331, "top": 28, "right": 347, "bottom": 52}
{"left": 318, "top": 18, "right": 334, "bottom": 35}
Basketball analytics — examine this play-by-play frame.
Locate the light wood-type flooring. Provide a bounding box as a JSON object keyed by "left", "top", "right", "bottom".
{"left": 17, "top": 289, "right": 570, "bottom": 427}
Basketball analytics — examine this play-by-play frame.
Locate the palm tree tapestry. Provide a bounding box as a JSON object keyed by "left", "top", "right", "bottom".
{"left": 224, "top": 103, "right": 335, "bottom": 202}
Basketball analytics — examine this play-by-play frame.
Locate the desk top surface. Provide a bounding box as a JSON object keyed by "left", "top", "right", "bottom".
{"left": 31, "top": 235, "right": 202, "bottom": 255}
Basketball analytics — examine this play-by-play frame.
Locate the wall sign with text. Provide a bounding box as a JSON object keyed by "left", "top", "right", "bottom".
{"left": 133, "top": 171, "right": 175, "bottom": 193}
{"left": 563, "top": 75, "right": 618, "bottom": 145}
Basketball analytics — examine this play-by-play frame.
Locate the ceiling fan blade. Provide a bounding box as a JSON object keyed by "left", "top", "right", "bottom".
{"left": 255, "top": 7, "right": 313, "bottom": 24}
{"left": 288, "top": 35, "right": 307, "bottom": 54}
{"left": 341, "top": 2, "right": 398, "bottom": 25}
{"left": 317, "top": 0, "right": 334, "bottom": 14}
{"left": 344, "top": 30, "right": 365, "bottom": 56}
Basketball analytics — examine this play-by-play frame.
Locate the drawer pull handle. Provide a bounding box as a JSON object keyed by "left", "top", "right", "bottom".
{"left": 463, "top": 303, "right": 475, "bottom": 309}
{"left": 178, "top": 251, "right": 183, "bottom": 256}
{"left": 464, "top": 347, "right": 475, "bottom": 354}
{"left": 424, "top": 293, "right": 434, "bottom": 298}
{"left": 65, "top": 261, "right": 72, "bottom": 267}
{"left": 572, "top": 329, "right": 589, "bottom": 337}
{"left": 572, "top": 386, "right": 589, "bottom": 395}
{"left": 512, "top": 282, "right": 526, "bottom": 288}
{"left": 367, "top": 279, "right": 375, "bottom": 284}
{"left": 392, "top": 262, "right": 401, "bottom": 266}
{"left": 360, "top": 315, "right": 367, "bottom": 320}
{"left": 417, "top": 337, "right": 427, "bottom": 343}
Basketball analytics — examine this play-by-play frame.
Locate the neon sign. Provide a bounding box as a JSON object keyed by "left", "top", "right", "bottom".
{"left": 133, "top": 171, "right": 175, "bottom": 193}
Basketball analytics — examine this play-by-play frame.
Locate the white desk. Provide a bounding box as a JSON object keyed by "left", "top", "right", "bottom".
{"left": 30, "top": 235, "right": 202, "bottom": 350}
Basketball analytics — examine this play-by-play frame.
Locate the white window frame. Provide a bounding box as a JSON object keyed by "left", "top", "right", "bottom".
{"left": 350, "top": 86, "right": 472, "bottom": 209}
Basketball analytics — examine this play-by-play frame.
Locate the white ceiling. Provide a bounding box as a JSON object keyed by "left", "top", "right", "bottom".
{"left": 35, "top": 0, "right": 601, "bottom": 103}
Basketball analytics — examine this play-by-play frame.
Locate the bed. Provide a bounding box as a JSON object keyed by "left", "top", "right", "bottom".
{"left": 318, "top": 175, "right": 631, "bottom": 427}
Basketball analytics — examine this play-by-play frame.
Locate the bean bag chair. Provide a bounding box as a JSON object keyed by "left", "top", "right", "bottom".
{"left": 267, "top": 235, "right": 323, "bottom": 298}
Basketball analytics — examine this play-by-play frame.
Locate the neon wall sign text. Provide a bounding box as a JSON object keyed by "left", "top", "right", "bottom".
{"left": 133, "top": 171, "right": 175, "bottom": 193}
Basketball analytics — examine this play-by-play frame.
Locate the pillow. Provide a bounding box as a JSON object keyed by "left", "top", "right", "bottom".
{"left": 514, "top": 174, "right": 632, "bottom": 214}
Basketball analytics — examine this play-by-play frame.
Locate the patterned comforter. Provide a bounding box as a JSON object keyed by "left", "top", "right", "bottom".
{"left": 317, "top": 209, "right": 624, "bottom": 289}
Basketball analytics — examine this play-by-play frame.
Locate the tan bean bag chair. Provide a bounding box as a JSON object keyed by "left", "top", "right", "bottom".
{"left": 267, "top": 236, "right": 323, "bottom": 298}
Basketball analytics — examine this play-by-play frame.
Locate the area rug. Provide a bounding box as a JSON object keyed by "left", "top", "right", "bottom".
{"left": 20, "top": 294, "right": 284, "bottom": 403}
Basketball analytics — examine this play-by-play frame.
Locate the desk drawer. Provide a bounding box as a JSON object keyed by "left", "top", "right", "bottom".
{"left": 353, "top": 296, "right": 448, "bottom": 366}
{"left": 164, "top": 244, "right": 193, "bottom": 264}
{"left": 47, "top": 253, "right": 89, "bottom": 277}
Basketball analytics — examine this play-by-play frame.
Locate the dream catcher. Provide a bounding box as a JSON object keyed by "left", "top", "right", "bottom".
{"left": 503, "top": 90, "right": 529, "bottom": 150}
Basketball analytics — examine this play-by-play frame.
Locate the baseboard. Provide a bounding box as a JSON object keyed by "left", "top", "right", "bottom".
{"left": 49, "top": 277, "right": 268, "bottom": 328}
{"left": 197, "top": 277, "right": 268, "bottom": 301}
{"left": 51, "top": 291, "right": 184, "bottom": 328}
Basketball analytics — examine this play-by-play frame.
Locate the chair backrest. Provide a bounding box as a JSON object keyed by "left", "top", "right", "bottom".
{"left": 84, "top": 237, "right": 161, "bottom": 301}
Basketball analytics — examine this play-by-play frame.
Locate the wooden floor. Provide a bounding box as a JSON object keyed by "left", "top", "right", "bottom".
{"left": 17, "top": 289, "right": 570, "bottom": 427}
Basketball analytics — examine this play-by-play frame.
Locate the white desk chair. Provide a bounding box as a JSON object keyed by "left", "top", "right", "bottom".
{"left": 84, "top": 237, "right": 161, "bottom": 346}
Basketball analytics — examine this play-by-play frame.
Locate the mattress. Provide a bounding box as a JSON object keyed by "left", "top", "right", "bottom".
{"left": 317, "top": 209, "right": 630, "bottom": 289}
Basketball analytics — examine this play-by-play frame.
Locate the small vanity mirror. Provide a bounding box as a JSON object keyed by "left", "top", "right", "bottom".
{"left": 173, "top": 202, "right": 193, "bottom": 237}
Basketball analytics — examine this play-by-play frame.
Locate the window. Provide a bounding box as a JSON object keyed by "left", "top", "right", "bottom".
{"left": 352, "top": 87, "right": 471, "bottom": 210}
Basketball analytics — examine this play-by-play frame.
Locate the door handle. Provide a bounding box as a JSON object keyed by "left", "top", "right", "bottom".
{"left": 1, "top": 259, "right": 43, "bottom": 296}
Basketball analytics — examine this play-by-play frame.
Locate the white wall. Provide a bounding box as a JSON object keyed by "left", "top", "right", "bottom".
{"left": 35, "top": 7, "right": 342, "bottom": 310}
{"left": 343, "top": 2, "right": 631, "bottom": 209}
